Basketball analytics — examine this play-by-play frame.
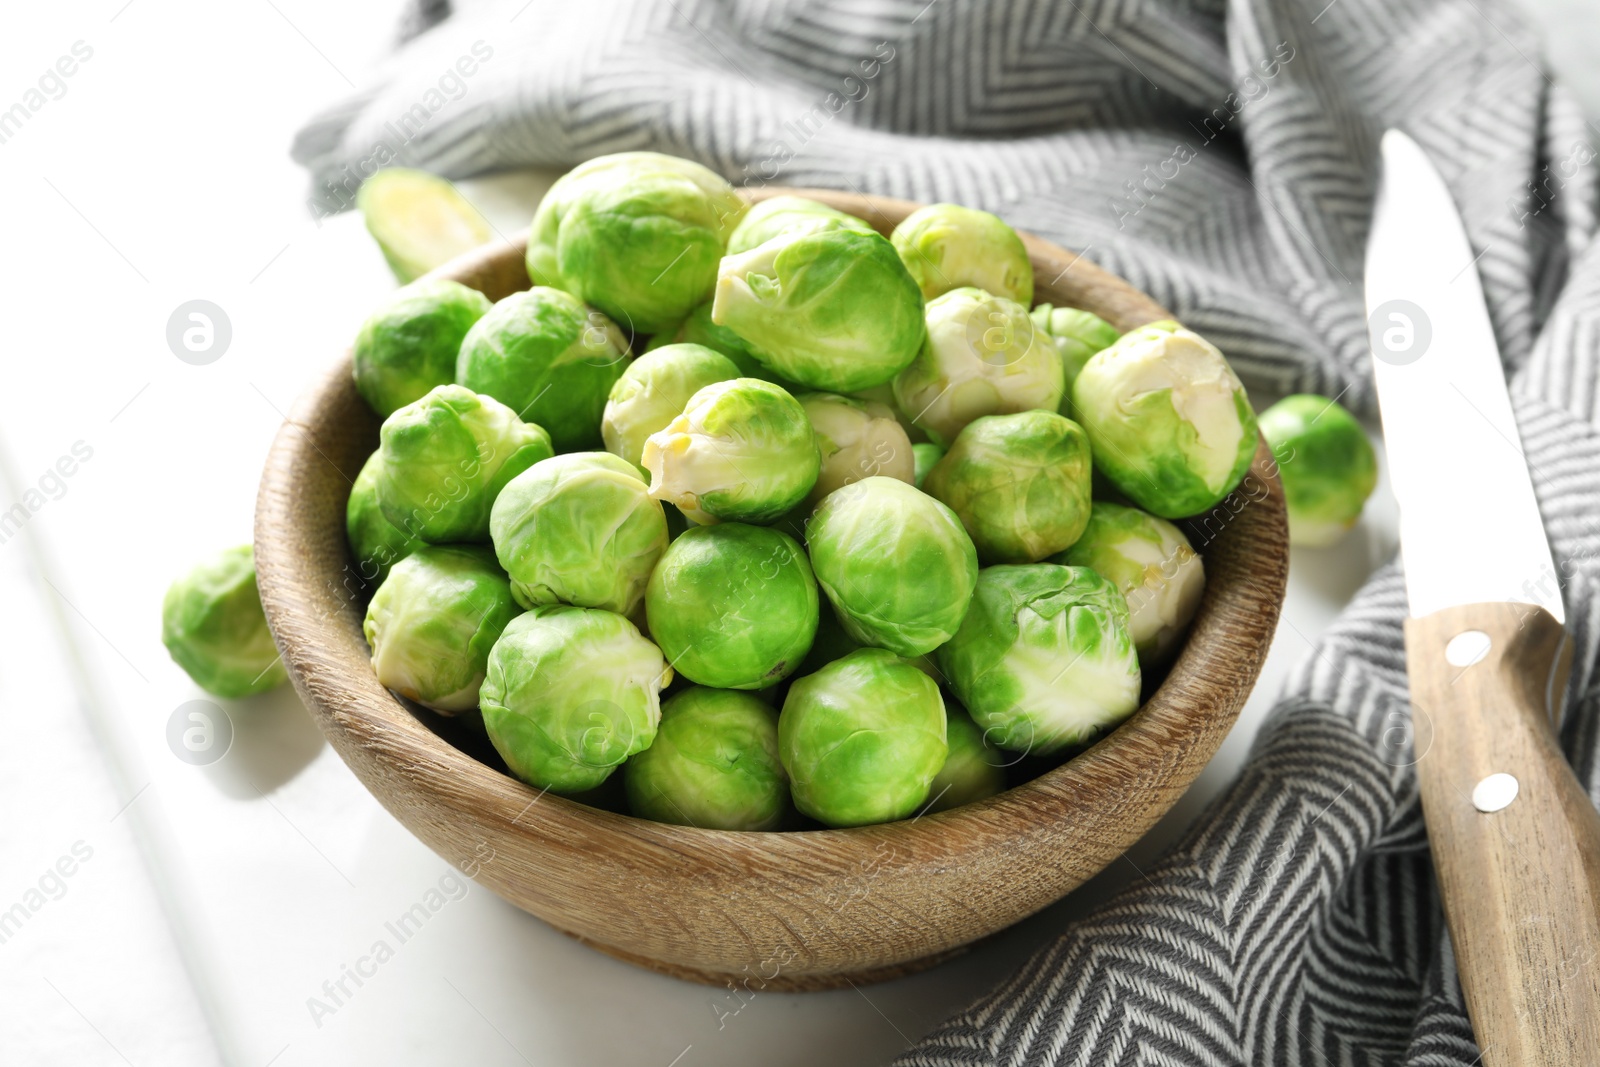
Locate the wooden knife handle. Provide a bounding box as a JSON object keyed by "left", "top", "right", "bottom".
{"left": 1408, "top": 603, "right": 1600, "bottom": 1065}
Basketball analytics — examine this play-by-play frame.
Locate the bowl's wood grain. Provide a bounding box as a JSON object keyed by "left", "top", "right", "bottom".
{"left": 255, "top": 188, "right": 1288, "bottom": 989}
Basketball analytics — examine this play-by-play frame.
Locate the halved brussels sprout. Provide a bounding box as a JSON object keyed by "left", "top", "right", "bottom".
{"left": 912, "top": 442, "right": 944, "bottom": 488}
{"left": 363, "top": 545, "right": 519, "bottom": 714}
{"left": 778, "top": 647, "right": 947, "bottom": 827}
{"left": 1054, "top": 501, "right": 1204, "bottom": 666}
{"left": 1258, "top": 394, "right": 1378, "bottom": 547}
{"left": 923, "top": 411, "right": 1093, "bottom": 563}
{"left": 624, "top": 687, "right": 790, "bottom": 830}
{"left": 490, "top": 452, "right": 669, "bottom": 615}
{"left": 712, "top": 227, "right": 925, "bottom": 392}
{"left": 526, "top": 152, "right": 745, "bottom": 333}
{"left": 805, "top": 476, "right": 978, "bottom": 657}
{"left": 1029, "top": 304, "right": 1119, "bottom": 419}
{"left": 798, "top": 392, "right": 915, "bottom": 509}
{"left": 890, "top": 203, "right": 1034, "bottom": 306}
{"left": 347, "top": 452, "right": 425, "bottom": 587}
{"left": 937, "top": 564, "right": 1140, "bottom": 754}
{"left": 480, "top": 604, "right": 670, "bottom": 792}
{"left": 925, "top": 706, "right": 1006, "bottom": 813}
{"left": 374, "top": 384, "right": 553, "bottom": 543}
{"left": 357, "top": 168, "right": 492, "bottom": 283}
{"left": 893, "top": 287, "right": 1063, "bottom": 446}
{"left": 455, "top": 287, "right": 631, "bottom": 452}
{"left": 601, "top": 343, "right": 740, "bottom": 466}
{"left": 1072, "top": 321, "right": 1257, "bottom": 518}
{"left": 352, "top": 279, "right": 491, "bottom": 417}
{"left": 727, "top": 195, "right": 874, "bottom": 255}
{"left": 641, "top": 378, "right": 819, "bottom": 524}
{"left": 161, "top": 545, "right": 286, "bottom": 698}
{"left": 645, "top": 523, "right": 818, "bottom": 689}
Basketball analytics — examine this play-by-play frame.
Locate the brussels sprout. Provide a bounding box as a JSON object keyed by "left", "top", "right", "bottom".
{"left": 937, "top": 564, "right": 1140, "bottom": 754}
{"left": 727, "top": 195, "right": 874, "bottom": 255}
{"left": 456, "top": 287, "right": 631, "bottom": 452}
{"left": 601, "top": 343, "right": 740, "bottom": 466}
{"left": 646, "top": 301, "right": 800, "bottom": 389}
{"left": 925, "top": 707, "right": 1006, "bottom": 813}
{"left": 527, "top": 152, "right": 745, "bottom": 334}
{"left": 645, "top": 523, "right": 818, "bottom": 689}
{"left": 641, "top": 378, "right": 819, "bottom": 524}
{"left": 1029, "top": 304, "right": 1119, "bottom": 418}
{"left": 912, "top": 442, "right": 944, "bottom": 488}
{"left": 352, "top": 279, "right": 492, "bottom": 417}
{"left": 624, "top": 687, "right": 790, "bottom": 830}
{"left": 363, "top": 545, "right": 520, "bottom": 714}
{"left": 805, "top": 477, "right": 978, "bottom": 657}
{"left": 480, "top": 604, "right": 670, "bottom": 792}
{"left": 491, "top": 452, "right": 669, "bottom": 615}
{"left": 1258, "top": 394, "right": 1378, "bottom": 547}
{"left": 798, "top": 392, "right": 915, "bottom": 509}
{"left": 890, "top": 203, "right": 1034, "bottom": 306}
{"left": 347, "top": 453, "right": 425, "bottom": 586}
{"left": 1072, "top": 321, "right": 1257, "bottom": 519}
{"left": 375, "top": 384, "right": 553, "bottom": 543}
{"left": 923, "top": 411, "right": 1093, "bottom": 564}
{"left": 712, "top": 227, "right": 925, "bottom": 392}
{"left": 893, "top": 287, "right": 1064, "bottom": 446}
{"left": 778, "top": 648, "right": 947, "bottom": 827}
{"left": 161, "top": 545, "right": 286, "bottom": 698}
{"left": 357, "top": 168, "right": 492, "bottom": 282}
{"left": 1054, "top": 502, "right": 1204, "bottom": 666}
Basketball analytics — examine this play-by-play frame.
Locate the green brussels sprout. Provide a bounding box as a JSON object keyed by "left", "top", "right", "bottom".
{"left": 374, "top": 385, "right": 554, "bottom": 543}
{"left": 161, "top": 545, "right": 286, "bottom": 698}
{"left": 893, "top": 287, "right": 1064, "bottom": 446}
{"left": 937, "top": 564, "right": 1141, "bottom": 754}
{"left": 1054, "top": 502, "right": 1204, "bottom": 666}
{"left": 805, "top": 476, "right": 978, "bottom": 657}
{"left": 1072, "top": 321, "right": 1257, "bottom": 519}
{"left": 890, "top": 203, "right": 1034, "bottom": 306}
{"left": 480, "top": 604, "right": 670, "bottom": 792}
{"left": 1258, "top": 394, "right": 1378, "bottom": 547}
{"left": 711, "top": 227, "right": 925, "bottom": 392}
{"left": 798, "top": 392, "right": 915, "bottom": 509}
{"left": 526, "top": 152, "right": 745, "bottom": 334}
{"left": 352, "top": 279, "right": 492, "bottom": 417}
{"left": 727, "top": 195, "right": 874, "bottom": 255}
{"left": 624, "top": 687, "right": 790, "bottom": 830}
{"left": 641, "top": 378, "right": 819, "bottom": 524}
{"left": 646, "top": 301, "right": 801, "bottom": 389}
{"left": 645, "top": 523, "right": 818, "bottom": 689}
{"left": 778, "top": 647, "right": 948, "bottom": 827}
{"left": 923, "top": 411, "right": 1093, "bottom": 564}
{"left": 363, "top": 545, "right": 520, "bottom": 714}
{"left": 490, "top": 452, "right": 669, "bottom": 615}
{"left": 601, "top": 343, "right": 741, "bottom": 466}
{"left": 925, "top": 706, "right": 1006, "bottom": 813}
{"left": 455, "top": 287, "right": 631, "bottom": 452}
{"left": 1028, "top": 304, "right": 1119, "bottom": 418}
{"left": 357, "top": 168, "right": 492, "bottom": 283}
{"left": 912, "top": 442, "right": 944, "bottom": 488}
{"left": 347, "top": 452, "right": 425, "bottom": 586}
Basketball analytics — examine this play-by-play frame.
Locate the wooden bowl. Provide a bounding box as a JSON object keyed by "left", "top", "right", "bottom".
{"left": 255, "top": 188, "right": 1288, "bottom": 989}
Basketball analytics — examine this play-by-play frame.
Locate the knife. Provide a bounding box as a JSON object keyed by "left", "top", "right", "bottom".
{"left": 1366, "top": 128, "right": 1600, "bottom": 1064}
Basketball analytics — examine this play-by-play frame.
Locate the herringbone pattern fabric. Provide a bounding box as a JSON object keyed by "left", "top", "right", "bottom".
{"left": 294, "top": 2, "right": 1600, "bottom": 1062}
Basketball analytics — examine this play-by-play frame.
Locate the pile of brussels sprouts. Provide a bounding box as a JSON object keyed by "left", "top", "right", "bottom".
{"left": 161, "top": 152, "right": 1377, "bottom": 831}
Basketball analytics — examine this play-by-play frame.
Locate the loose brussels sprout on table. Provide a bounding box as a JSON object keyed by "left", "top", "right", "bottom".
{"left": 625, "top": 687, "right": 790, "bottom": 831}
{"left": 1073, "top": 321, "right": 1257, "bottom": 519}
{"left": 347, "top": 452, "right": 425, "bottom": 587}
{"left": 1258, "top": 394, "right": 1378, "bottom": 547}
{"left": 727, "top": 195, "right": 874, "bottom": 256}
{"left": 798, "top": 392, "right": 915, "bottom": 509}
{"left": 364, "top": 545, "right": 520, "bottom": 714}
{"left": 352, "top": 279, "right": 491, "bottom": 417}
{"left": 601, "top": 343, "right": 741, "bottom": 467}
{"left": 1029, "top": 304, "right": 1120, "bottom": 418}
{"left": 891, "top": 202, "right": 1034, "bottom": 306}
{"left": 357, "top": 167, "right": 491, "bottom": 283}
{"left": 162, "top": 545, "right": 286, "bottom": 698}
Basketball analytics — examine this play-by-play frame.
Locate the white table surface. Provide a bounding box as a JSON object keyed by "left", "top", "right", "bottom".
{"left": 5, "top": 1, "right": 1586, "bottom": 1063}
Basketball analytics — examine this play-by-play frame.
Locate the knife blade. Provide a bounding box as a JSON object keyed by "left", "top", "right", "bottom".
{"left": 1365, "top": 127, "right": 1600, "bottom": 1067}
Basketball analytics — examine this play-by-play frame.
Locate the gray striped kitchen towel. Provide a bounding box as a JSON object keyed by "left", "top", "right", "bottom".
{"left": 293, "top": 1, "right": 1600, "bottom": 1062}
